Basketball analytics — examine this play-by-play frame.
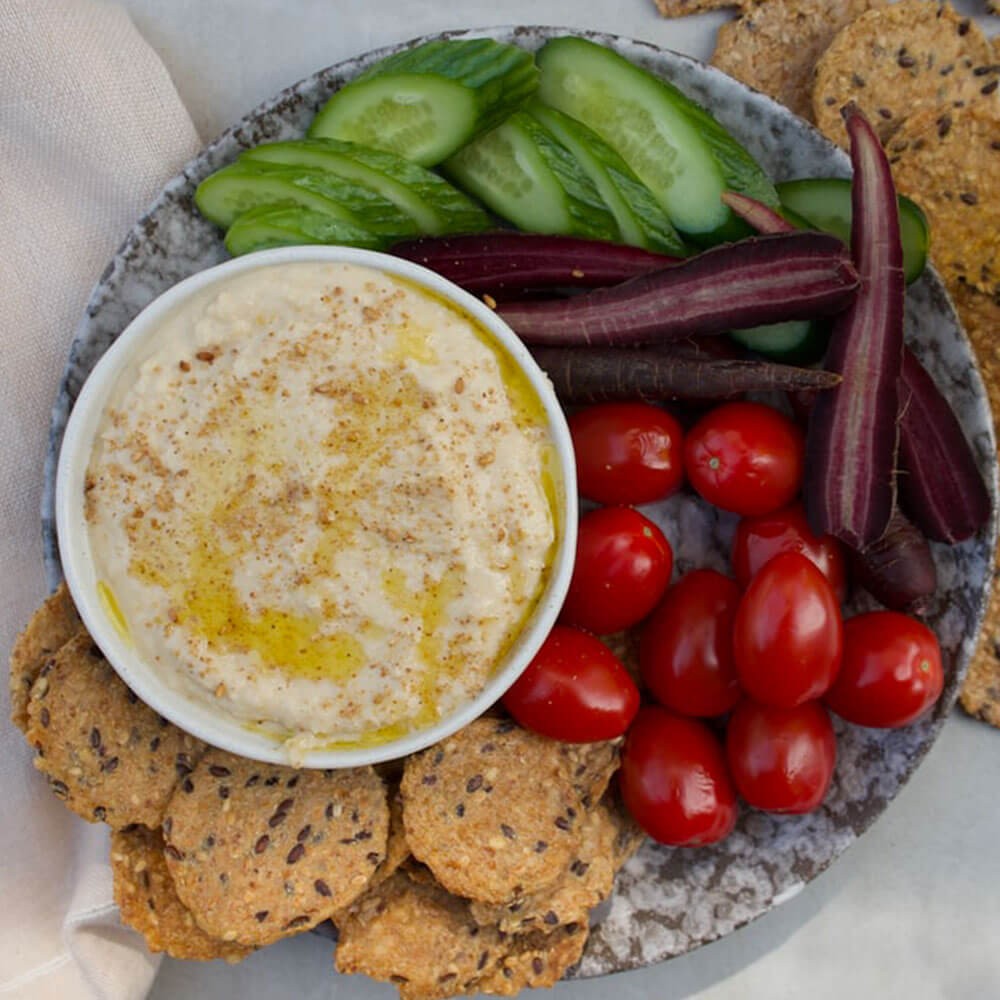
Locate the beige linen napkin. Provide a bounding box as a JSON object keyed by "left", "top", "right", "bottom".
{"left": 0, "top": 1, "right": 200, "bottom": 997}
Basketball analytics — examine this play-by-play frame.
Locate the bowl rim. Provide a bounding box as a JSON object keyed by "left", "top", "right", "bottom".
{"left": 55, "top": 244, "right": 578, "bottom": 768}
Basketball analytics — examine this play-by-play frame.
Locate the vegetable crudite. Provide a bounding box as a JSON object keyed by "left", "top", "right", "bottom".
{"left": 497, "top": 232, "right": 860, "bottom": 347}
{"left": 804, "top": 104, "right": 906, "bottom": 551}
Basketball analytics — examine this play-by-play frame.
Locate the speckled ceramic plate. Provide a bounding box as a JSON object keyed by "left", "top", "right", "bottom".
{"left": 42, "top": 26, "right": 997, "bottom": 979}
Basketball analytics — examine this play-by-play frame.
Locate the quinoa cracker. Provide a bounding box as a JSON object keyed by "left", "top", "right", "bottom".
{"left": 335, "top": 871, "right": 508, "bottom": 1000}
{"left": 811, "top": 1, "right": 998, "bottom": 147}
{"left": 558, "top": 738, "right": 622, "bottom": 808}
{"left": 961, "top": 563, "right": 1000, "bottom": 728}
{"left": 8, "top": 581, "right": 81, "bottom": 732}
{"left": 950, "top": 281, "right": 1000, "bottom": 727}
{"left": 111, "top": 824, "right": 253, "bottom": 962}
{"left": 652, "top": 0, "right": 743, "bottom": 17}
{"left": 711, "top": 0, "right": 886, "bottom": 121}
{"left": 401, "top": 718, "right": 586, "bottom": 904}
{"left": 25, "top": 632, "right": 204, "bottom": 828}
{"left": 163, "top": 749, "right": 388, "bottom": 947}
{"left": 887, "top": 104, "right": 1000, "bottom": 298}
{"left": 475, "top": 922, "right": 590, "bottom": 995}
{"left": 469, "top": 796, "right": 633, "bottom": 935}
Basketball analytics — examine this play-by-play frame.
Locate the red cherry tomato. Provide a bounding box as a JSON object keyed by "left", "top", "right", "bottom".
{"left": 726, "top": 699, "right": 837, "bottom": 814}
{"left": 619, "top": 705, "right": 737, "bottom": 846}
{"left": 683, "top": 401, "right": 804, "bottom": 516}
{"left": 824, "top": 611, "right": 944, "bottom": 728}
{"left": 568, "top": 402, "right": 685, "bottom": 506}
{"left": 732, "top": 501, "right": 849, "bottom": 603}
{"left": 502, "top": 625, "right": 640, "bottom": 741}
{"left": 640, "top": 569, "right": 742, "bottom": 717}
{"left": 560, "top": 506, "right": 673, "bottom": 635}
{"left": 733, "top": 552, "right": 843, "bottom": 708}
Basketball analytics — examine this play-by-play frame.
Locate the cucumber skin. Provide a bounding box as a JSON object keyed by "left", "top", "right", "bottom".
{"left": 444, "top": 112, "right": 620, "bottom": 242}
{"left": 309, "top": 39, "right": 539, "bottom": 165}
{"left": 777, "top": 178, "right": 929, "bottom": 284}
{"left": 536, "top": 37, "right": 776, "bottom": 242}
{"left": 224, "top": 205, "right": 384, "bottom": 256}
{"left": 527, "top": 103, "right": 687, "bottom": 256}
{"left": 194, "top": 163, "right": 421, "bottom": 237}
{"left": 240, "top": 139, "right": 490, "bottom": 235}
{"left": 730, "top": 319, "right": 830, "bottom": 365}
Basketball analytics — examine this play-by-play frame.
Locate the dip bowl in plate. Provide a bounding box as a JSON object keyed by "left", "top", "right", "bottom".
{"left": 55, "top": 244, "right": 578, "bottom": 769}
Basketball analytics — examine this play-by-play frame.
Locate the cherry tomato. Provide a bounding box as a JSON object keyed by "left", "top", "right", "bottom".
{"left": 726, "top": 700, "right": 837, "bottom": 814}
{"left": 560, "top": 506, "right": 673, "bottom": 635}
{"left": 732, "top": 501, "right": 848, "bottom": 603}
{"left": 824, "top": 611, "right": 944, "bottom": 728}
{"left": 640, "top": 569, "right": 742, "bottom": 717}
{"left": 568, "top": 402, "right": 685, "bottom": 506}
{"left": 683, "top": 401, "right": 805, "bottom": 516}
{"left": 502, "top": 625, "right": 640, "bottom": 741}
{"left": 619, "top": 705, "right": 737, "bottom": 846}
{"left": 733, "top": 552, "right": 843, "bottom": 708}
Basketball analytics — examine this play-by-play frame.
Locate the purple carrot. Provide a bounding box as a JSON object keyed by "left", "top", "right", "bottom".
{"left": 389, "top": 232, "right": 677, "bottom": 295}
{"left": 804, "top": 105, "right": 905, "bottom": 549}
{"left": 849, "top": 508, "right": 937, "bottom": 615}
{"left": 897, "top": 346, "right": 991, "bottom": 542}
{"left": 495, "top": 232, "right": 858, "bottom": 347}
{"left": 530, "top": 345, "right": 841, "bottom": 403}
{"left": 721, "top": 191, "right": 795, "bottom": 236}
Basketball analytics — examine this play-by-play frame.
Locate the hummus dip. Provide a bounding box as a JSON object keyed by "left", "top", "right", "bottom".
{"left": 84, "top": 261, "right": 557, "bottom": 753}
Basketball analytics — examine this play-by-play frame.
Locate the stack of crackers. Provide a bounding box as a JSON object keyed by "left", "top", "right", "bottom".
{"left": 656, "top": 0, "right": 1000, "bottom": 728}
{"left": 9, "top": 583, "right": 644, "bottom": 997}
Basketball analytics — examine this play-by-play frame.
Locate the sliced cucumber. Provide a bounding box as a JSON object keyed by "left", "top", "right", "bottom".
{"left": 241, "top": 139, "right": 490, "bottom": 235}
{"left": 730, "top": 319, "right": 830, "bottom": 365}
{"left": 224, "top": 205, "right": 384, "bottom": 256}
{"left": 777, "top": 178, "right": 929, "bottom": 284}
{"left": 194, "top": 163, "right": 421, "bottom": 237}
{"left": 536, "top": 37, "right": 776, "bottom": 240}
{"left": 443, "top": 111, "right": 620, "bottom": 241}
{"left": 527, "top": 103, "right": 687, "bottom": 256}
{"left": 308, "top": 39, "right": 539, "bottom": 166}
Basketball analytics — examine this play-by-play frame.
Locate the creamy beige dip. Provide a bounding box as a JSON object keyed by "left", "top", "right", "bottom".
{"left": 85, "top": 261, "right": 556, "bottom": 752}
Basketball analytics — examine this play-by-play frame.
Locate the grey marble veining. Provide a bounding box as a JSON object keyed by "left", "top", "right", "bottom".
{"left": 40, "top": 26, "right": 997, "bottom": 980}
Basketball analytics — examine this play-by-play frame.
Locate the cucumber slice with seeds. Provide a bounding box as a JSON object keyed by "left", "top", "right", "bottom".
{"left": 224, "top": 205, "right": 384, "bottom": 256}
{"left": 536, "top": 37, "right": 777, "bottom": 240}
{"left": 194, "top": 163, "right": 420, "bottom": 237}
{"left": 527, "top": 103, "right": 687, "bottom": 256}
{"left": 777, "top": 178, "right": 929, "bottom": 284}
{"left": 309, "top": 39, "right": 539, "bottom": 166}
{"left": 241, "top": 139, "right": 490, "bottom": 235}
{"left": 443, "top": 111, "right": 620, "bottom": 241}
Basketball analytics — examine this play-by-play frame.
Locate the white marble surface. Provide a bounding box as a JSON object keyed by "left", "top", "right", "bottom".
{"left": 99, "top": 1, "right": 1000, "bottom": 997}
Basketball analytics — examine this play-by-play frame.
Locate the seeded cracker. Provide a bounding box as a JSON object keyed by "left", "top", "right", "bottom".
{"left": 475, "top": 923, "right": 590, "bottom": 995}
{"left": 25, "top": 633, "right": 204, "bottom": 828}
{"left": 811, "top": 1, "right": 999, "bottom": 147}
{"left": 557, "top": 738, "right": 622, "bottom": 808}
{"left": 469, "top": 795, "right": 639, "bottom": 935}
{"left": 887, "top": 104, "right": 1000, "bottom": 298}
{"left": 653, "top": 0, "right": 743, "bottom": 17}
{"left": 335, "top": 871, "right": 508, "bottom": 1000}
{"left": 948, "top": 281, "right": 1000, "bottom": 727}
{"left": 401, "top": 718, "right": 585, "bottom": 904}
{"left": 8, "top": 582, "right": 81, "bottom": 732}
{"left": 711, "top": 0, "right": 886, "bottom": 122}
{"left": 163, "top": 749, "right": 388, "bottom": 946}
{"left": 111, "top": 824, "right": 253, "bottom": 962}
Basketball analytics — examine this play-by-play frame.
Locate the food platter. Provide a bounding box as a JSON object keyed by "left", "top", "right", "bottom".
{"left": 39, "top": 25, "right": 997, "bottom": 979}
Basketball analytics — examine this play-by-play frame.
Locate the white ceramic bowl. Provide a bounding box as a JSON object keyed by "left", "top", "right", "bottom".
{"left": 56, "top": 245, "right": 578, "bottom": 769}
